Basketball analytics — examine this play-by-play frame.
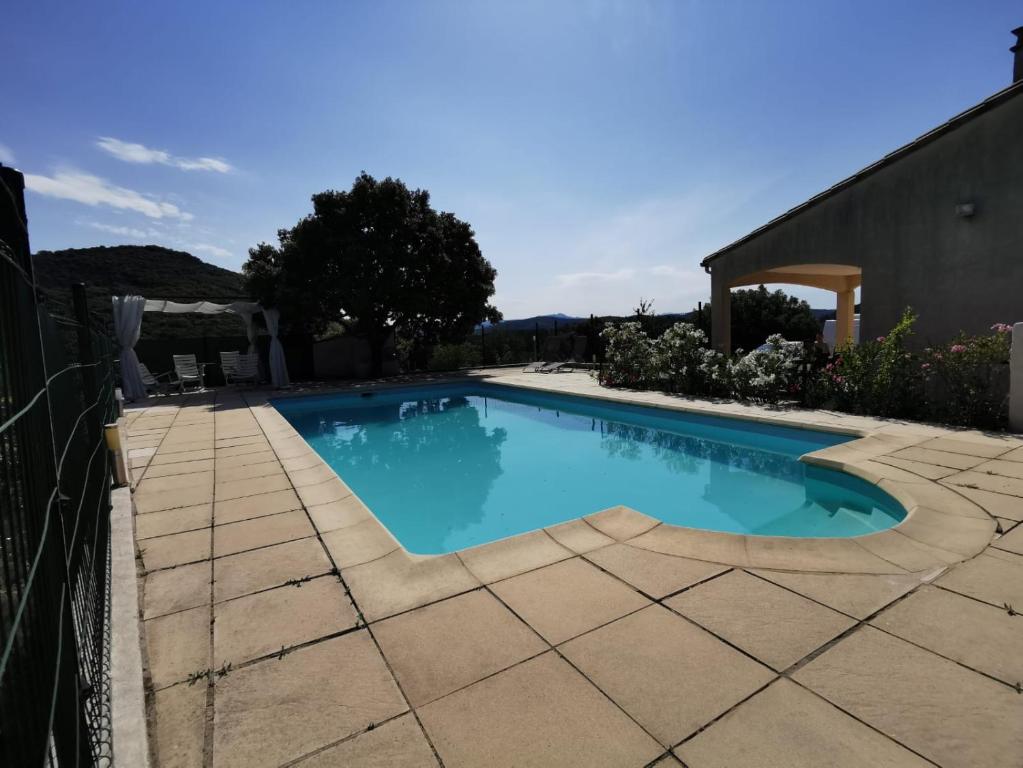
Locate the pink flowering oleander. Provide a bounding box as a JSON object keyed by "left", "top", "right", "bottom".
{"left": 950, "top": 344, "right": 967, "bottom": 353}
{"left": 990, "top": 323, "right": 1012, "bottom": 334}
{"left": 876, "top": 336, "right": 885, "bottom": 342}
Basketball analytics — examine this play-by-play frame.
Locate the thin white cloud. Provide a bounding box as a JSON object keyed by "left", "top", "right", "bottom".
{"left": 556, "top": 268, "right": 636, "bottom": 286}
{"left": 0, "top": 142, "right": 14, "bottom": 165}
{"left": 175, "top": 157, "right": 232, "bottom": 173}
{"left": 96, "top": 137, "right": 233, "bottom": 173}
{"left": 84, "top": 221, "right": 159, "bottom": 238}
{"left": 189, "top": 243, "right": 232, "bottom": 260}
{"left": 25, "top": 169, "right": 193, "bottom": 220}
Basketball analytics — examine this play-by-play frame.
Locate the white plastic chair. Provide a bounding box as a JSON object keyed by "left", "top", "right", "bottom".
{"left": 220, "top": 351, "right": 240, "bottom": 384}
{"left": 232, "top": 353, "right": 260, "bottom": 385}
{"left": 172, "top": 354, "right": 206, "bottom": 392}
{"left": 138, "top": 363, "right": 172, "bottom": 395}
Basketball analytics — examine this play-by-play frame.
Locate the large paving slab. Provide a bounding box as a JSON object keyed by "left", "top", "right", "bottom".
{"left": 457, "top": 530, "right": 573, "bottom": 583}
{"left": 751, "top": 569, "right": 922, "bottom": 619}
{"left": 214, "top": 488, "right": 302, "bottom": 524}
{"left": 292, "top": 714, "right": 439, "bottom": 767}
{"left": 140, "top": 528, "right": 211, "bottom": 571}
{"left": 213, "top": 537, "right": 333, "bottom": 603}
{"left": 870, "top": 585, "right": 1023, "bottom": 684}
{"left": 559, "top": 605, "right": 775, "bottom": 745}
{"left": 343, "top": 550, "right": 480, "bottom": 622}
{"left": 212, "top": 509, "right": 314, "bottom": 557}
{"left": 666, "top": 570, "right": 856, "bottom": 670}
{"left": 135, "top": 503, "right": 211, "bottom": 540}
{"left": 151, "top": 682, "right": 207, "bottom": 768}
{"left": 489, "top": 557, "right": 651, "bottom": 644}
{"left": 935, "top": 550, "right": 1023, "bottom": 609}
{"left": 373, "top": 589, "right": 547, "bottom": 706}
{"left": 417, "top": 651, "right": 663, "bottom": 768}
{"left": 143, "top": 560, "right": 211, "bottom": 620}
{"left": 793, "top": 626, "right": 1023, "bottom": 768}
{"left": 676, "top": 679, "right": 932, "bottom": 768}
{"left": 145, "top": 606, "right": 211, "bottom": 689}
{"left": 212, "top": 631, "right": 407, "bottom": 768}
{"left": 585, "top": 543, "right": 730, "bottom": 599}
{"left": 213, "top": 576, "right": 358, "bottom": 666}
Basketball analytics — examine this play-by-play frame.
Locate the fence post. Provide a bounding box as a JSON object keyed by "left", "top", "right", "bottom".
{"left": 480, "top": 325, "right": 486, "bottom": 365}
{"left": 1010, "top": 323, "right": 1023, "bottom": 432}
{"left": 72, "top": 283, "right": 100, "bottom": 443}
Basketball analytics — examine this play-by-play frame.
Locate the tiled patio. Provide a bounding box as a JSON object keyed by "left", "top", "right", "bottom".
{"left": 125, "top": 372, "right": 1023, "bottom": 768}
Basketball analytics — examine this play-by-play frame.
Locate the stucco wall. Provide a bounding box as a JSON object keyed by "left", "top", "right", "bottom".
{"left": 708, "top": 89, "right": 1023, "bottom": 349}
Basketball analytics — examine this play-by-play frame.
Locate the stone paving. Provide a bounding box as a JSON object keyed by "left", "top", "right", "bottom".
{"left": 124, "top": 373, "right": 1023, "bottom": 768}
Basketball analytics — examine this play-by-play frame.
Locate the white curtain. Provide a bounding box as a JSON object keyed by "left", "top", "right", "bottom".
{"left": 112, "top": 295, "right": 147, "bottom": 400}
{"left": 262, "top": 307, "right": 290, "bottom": 387}
{"left": 239, "top": 311, "right": 258, "bottom": 355}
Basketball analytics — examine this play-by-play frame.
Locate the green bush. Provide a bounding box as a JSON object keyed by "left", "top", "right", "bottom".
{"left": 920, "top": 325, "right": 1011, "bottom": 428}
{"left": 427, "top": 341, "right": 482, "bottom": 371}
{"left": 820, "top": 309, "right": 924, "bottom": 418}
{"left": 597, "top": 308, "right": 1011, "bottom": 429}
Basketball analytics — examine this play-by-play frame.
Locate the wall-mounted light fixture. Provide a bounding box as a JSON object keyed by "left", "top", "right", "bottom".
{"left": 954, "top": 202, "right": 976, "bottom": 218}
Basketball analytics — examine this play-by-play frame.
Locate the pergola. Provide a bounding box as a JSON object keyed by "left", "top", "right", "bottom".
{"left": 708, "top": 263, "right": 861, "bottom": 354}
{"left": 111, "top": 296, "right": 290, "bottom": 399}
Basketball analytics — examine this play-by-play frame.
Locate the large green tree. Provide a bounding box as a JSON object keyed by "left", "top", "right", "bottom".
{"left": 243, "top": 173, "right": 501, "bottom": 375}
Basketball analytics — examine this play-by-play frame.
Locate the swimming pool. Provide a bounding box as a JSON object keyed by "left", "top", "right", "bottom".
{"left": 273, "top": 384, "right": 906, "bottom": 555}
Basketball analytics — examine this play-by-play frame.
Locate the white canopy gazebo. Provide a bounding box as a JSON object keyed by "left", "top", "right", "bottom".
{"left": 112, "top": 295, "right": 290, "bottom": 399}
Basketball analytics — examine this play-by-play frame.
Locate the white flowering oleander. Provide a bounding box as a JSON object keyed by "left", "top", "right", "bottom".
{"left": 601, "top": 322, "right": 655, "bottom": 386}
{"left": 652, "top": 322, "right": 713, "bottom": 394}
{"left": 727, "top": 335, "right": 803, "bottom": 402}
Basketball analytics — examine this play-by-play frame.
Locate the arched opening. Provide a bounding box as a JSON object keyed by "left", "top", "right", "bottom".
{"left": 712, "top": 264, "right": 862, "bottom": 353}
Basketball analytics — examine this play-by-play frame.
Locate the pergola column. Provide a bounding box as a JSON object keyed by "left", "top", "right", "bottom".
{"left": 711, "top": 274, "right": 731, "bottom": 354}
{"left": 836, "top": 288, "right": 856, "bottom": 346}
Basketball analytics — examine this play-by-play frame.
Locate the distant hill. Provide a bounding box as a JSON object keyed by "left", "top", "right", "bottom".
{"left": 32, "top": 245, "right": 249, "bottom": 339}
{"left": 480, "top": 313, "right": 585, "bottom": 332}
{"left": 479, "top": 310, "right": 705, "bottom": 334}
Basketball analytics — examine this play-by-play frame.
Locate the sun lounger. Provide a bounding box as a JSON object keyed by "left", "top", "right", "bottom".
{"left": 232, "top": 353, "right": 260, "bottom": 385}
{"left": 220, "top": 351, "right": 240, "bottom": 383}
{"left": 172, "top": 354, "right": 206, "bottom": 392}
{"left": 138, "top": 363, "right": 173, "bottom": 395}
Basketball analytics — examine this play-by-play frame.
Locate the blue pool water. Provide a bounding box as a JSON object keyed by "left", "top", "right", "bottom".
{"left": 273, "top": 384, "right": 906, "bottom": 554}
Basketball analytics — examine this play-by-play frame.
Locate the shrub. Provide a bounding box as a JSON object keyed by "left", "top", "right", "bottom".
{"left": 427, "top": 341, "right": 482, "bottom": 371}
{"left": 599, "top": 322, "right": 654, "bottom": 388}
{"left": 698, "top": 348, "right": 732, "bottom": 397}
{"left": 726, "top": 334, "right": 803, "bottom": 404}
{"left": 653, "top": 322, "right": 712, "bottom": 394}
{"left": 821, "top": 309, "right": 924, "bottom": 418}
{"left": 921, "top": 324, "right": 1011, "bottom": 428}
{"left": 597, "top": 305, "right": 1012, "bottom": 430}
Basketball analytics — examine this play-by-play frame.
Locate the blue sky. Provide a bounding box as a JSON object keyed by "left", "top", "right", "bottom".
{"left": 3, "top": 1, "right": 1019, "bottom": 318}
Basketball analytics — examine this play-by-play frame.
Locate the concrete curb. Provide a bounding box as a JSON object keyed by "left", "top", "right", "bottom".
{"left": 110, "top": 484, "right": 152, "bottom": 768}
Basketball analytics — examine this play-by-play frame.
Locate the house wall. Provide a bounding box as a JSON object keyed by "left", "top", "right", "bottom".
{"left": 708, "top": 89, "right": 1023, "bottom": 350}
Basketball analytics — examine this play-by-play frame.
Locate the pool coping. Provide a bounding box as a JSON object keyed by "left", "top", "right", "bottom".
{"left": 247, "top": 371, "right": 1005, "bottom": 589}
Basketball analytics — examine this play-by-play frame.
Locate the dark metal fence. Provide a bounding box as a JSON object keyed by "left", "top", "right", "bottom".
{"left": 1, "top": 166, "right": 116, "bottom": 765}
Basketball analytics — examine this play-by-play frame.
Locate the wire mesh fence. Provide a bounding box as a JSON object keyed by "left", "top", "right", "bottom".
{"left": 1, "top": 166, "right": 116, "bottom": 766}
